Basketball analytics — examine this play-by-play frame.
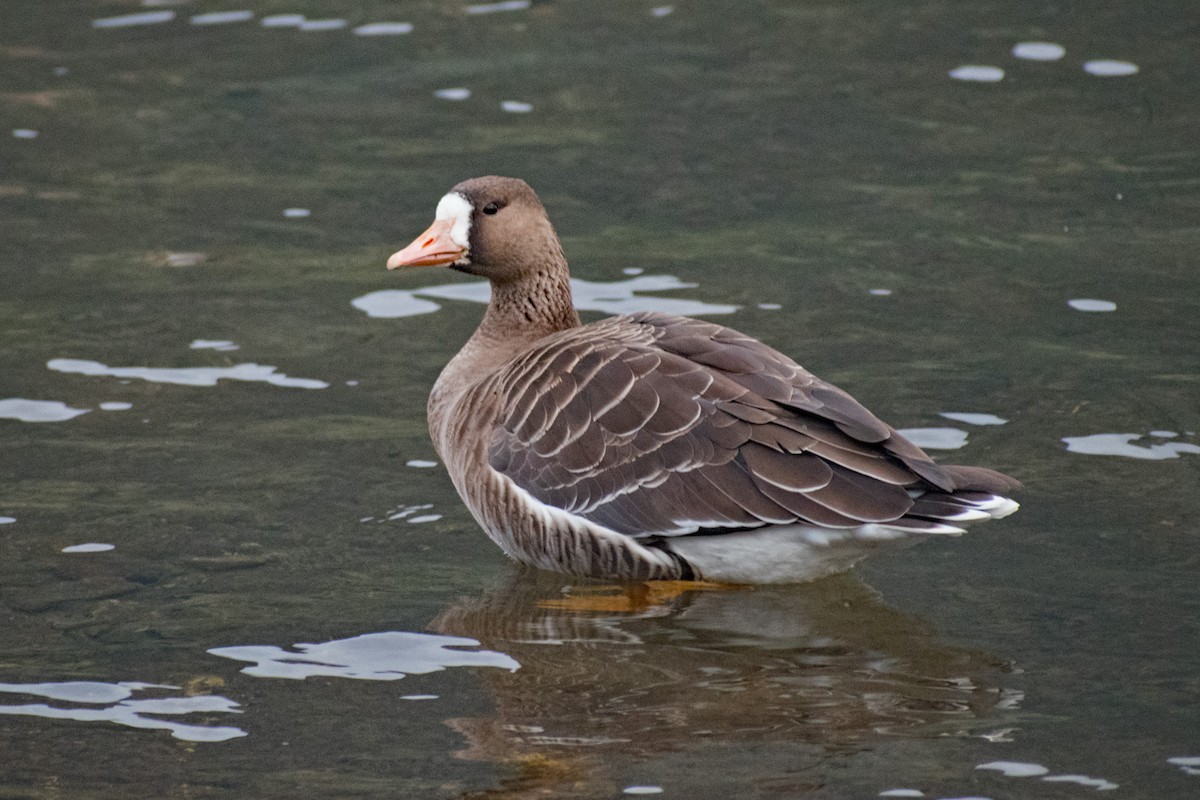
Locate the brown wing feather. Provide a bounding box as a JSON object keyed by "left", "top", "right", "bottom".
{"left": 486, "top": 311, "right": 1018, "bottom": 537}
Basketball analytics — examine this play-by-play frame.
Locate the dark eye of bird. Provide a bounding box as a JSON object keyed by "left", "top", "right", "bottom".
{"left": 482, "top": 202, "right": 500, "bottom": 215}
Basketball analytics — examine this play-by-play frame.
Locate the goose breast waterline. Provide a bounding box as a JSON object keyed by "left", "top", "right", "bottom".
{"left": 385, "top": 176, "right": 1020, "bottom": 583}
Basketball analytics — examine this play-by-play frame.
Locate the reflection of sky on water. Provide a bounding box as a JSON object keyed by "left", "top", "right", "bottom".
{"left": 1012, "top": 42, "right": 1065, "bottom": 61}
{"left": 354, "top": 23, "right": 414, "bottom": 36}
{"left": 940, "top": 412, "right": 1007, "bottom": 426}
{"left": 48, "top": 358, "right": 328, "bottom": 389}
{"left": 977, "top": 761, "right": 1118, "bottom": 791}
{"left": 353, "top": 274, "right": 738, "bottom": 319}
{"left": 0, "top": 681, "right": 245, "bottom": 742}
{"left": 465, "top": 0, "right": 531, "bottom": 14}
{"left": 979, "top": 761, "right": 1049, "bottom": 777}
{"left": 358, "top": 503, "right": 441, "bottom": 523}
{"left": 0, "top": 398, "right": 89, "bottom": 422}
{"left": 61, "top": 543, "right": 115, "bottom": 553}
{"left": 92, "top": 11, "right": 174, "bottom": 28}
{"left": 190, "top": 339, "right": 240, "bottom": 351}
{"left": 1068, "top": 298, "right": 1117, "bottom": 312}
{"left": 1084, "top": 60, "right": 1139, "bottom": 77}
{"left": 896, "top": 427, "right": 968, "bottom": 450}
{"left": 406, "top": 459, "right": 438, "bottom": 468}
{"left": 191, "top": 11, "right": 254, "bottom": 26}
{"left": 208, "top": 631, "right": 519, "bottom": 680}
{"left": 1063, "top": 432, "right": 1200, "bottom": 460}
{"left": 1168, "top": 756, "right": 1200, "bottom": 776}
{"left": 300, "top": 19, "right": 348, "bottom": 32}
{"left": 261, "top": 14, "right": 305, "bottom": 28}
{"left": 949, "top": 65, "right": 1005, "bottom": 82}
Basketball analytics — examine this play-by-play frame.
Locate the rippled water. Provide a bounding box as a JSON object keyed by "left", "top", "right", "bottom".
{"left": 2, "top": 1, "right": 1198, "bottom": 798}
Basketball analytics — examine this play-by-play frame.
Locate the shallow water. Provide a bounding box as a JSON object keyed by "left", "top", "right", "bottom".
{"left": 2, "top": 1, "right": 1198, "bottom": 798}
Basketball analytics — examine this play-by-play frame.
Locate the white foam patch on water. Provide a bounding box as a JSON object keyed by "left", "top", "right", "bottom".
{"left": 1041, "top": 774, "right": 1118, "bottom": 790}
{"left": 1068, "top": 298, "right": 1116, "bottom": 312}
{"left": 401, "top": 694, "right": 438, "bottom": 700}
{"left": 879, "top": 791, "right": 924, "bottom": 798}
{"left": 1150, "top": 430, "right": 1178, "bottom": 438}
{"left": 1012, "top": 42, "right": 1065, "bottom": 61}
{"left": 623, "top": 267, "right": 644, "bottom": 275}
{"left": 261, "top": 14, "right": 305, "bottom": 27}
{"left": 208, "top": 631, "right": 520, "bottom": 680}
{"left": 353, "top": 274, "right": 739, "bottom": 319}
{"left": 869, "top": 288, "right": 893, "bottom": 296}
{"left": 896, "top": 427, "right": 968, "bottom": 450}
{"left": 940, "top": 412, "right": 1007, "bottom": 426}
{"left": 0, "top": 681, "right": 245, "bottom": 742}
{"left": 354, "top": 22, "right": 414, "bottom": 36}
{"left": 434, "top": 87, "right": 471, "bottom": 100}
{"left": 283, "top": 207, "right": 311, "bottom": 218}
{"left": 1168, "top": 756, "right": 1200, "bottom": 775}
{"left": 1084, "top": 60, "right": 1139, "bottom": 77}
{"left": 299, "top": 19, "right": 347, "bottom": 31}
{"left": 500, "top": 100, "right": 534, "bottom": 113}
{"left": 407, "top": 514, "right": 442, "bottom": 524}
{"left": 406, "top": 459, "right": 438, "bottom": 468}
{"left": 465, "top": 0, "right": 531, "bottom": 13}
{"left": 190, "top": 339, "right": 240, "bottom": 351}
{"left": 977, "top": 761, "right": 1049, "bottom": 777}
{"left": 1063, "top": 432, "right": 1200, "bottom": 460}
{"left": 99, "top": 402, "right": 133, "bottom": 411}
{"left": 651, "top": 6, "right": 674, "bottom": 17}
{"left": 949, "top": 65, "right": 1004, "bottom": 82}
{"left": 12, "top": 129, "right": 38, "bottom": 139}
{"left": 758, "top": 303, "right": 782, "bottom": 310}
{"left": 0, "top": 398, "right": 90, "bottom": 423}
{"left": 191, "top": 11, "right": 254, "bottom": 25}
{"left": 623, "top": 788, "right": 664, "bottom": 796}
{"left": 93, "top": 11, "right": 175, "bottom": 28}
{"left": 0, "top": 517, "right": 15, "bottom": 524}
{"left": 47, "top": 359, "right": 329, "bottom": 389}
{"left": 62, "top": 543, "right": 116, "bottom": 553}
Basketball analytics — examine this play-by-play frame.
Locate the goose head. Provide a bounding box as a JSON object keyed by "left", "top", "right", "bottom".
{"left": 387, "top": 176, "right": 565, "bottom": 284}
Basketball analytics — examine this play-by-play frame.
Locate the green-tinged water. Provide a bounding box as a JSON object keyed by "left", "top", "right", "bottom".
{"left": 2, "top": 1, "right": 1198, "bottom": 797}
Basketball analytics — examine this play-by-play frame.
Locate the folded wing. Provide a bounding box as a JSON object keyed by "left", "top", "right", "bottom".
{"left": 487, "top": 311, "right": 1019, "bottom": 538}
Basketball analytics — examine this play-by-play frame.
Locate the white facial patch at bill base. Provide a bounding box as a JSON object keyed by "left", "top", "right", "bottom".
{"left": 435, "top": 192, "right": 474, "bottom": 253}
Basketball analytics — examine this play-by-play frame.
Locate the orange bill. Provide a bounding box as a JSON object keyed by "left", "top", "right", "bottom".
{"left": 387, "top": 218, "right": 466, "bottom": 269}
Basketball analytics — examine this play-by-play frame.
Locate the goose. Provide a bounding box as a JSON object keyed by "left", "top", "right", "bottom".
{"left": 386, "top": 176, "right": 1020, "bottom": 584}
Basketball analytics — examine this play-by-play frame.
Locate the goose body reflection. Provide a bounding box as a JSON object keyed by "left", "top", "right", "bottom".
{"left": 430, "top": 570, "right": 1020, "bottom": 794}
{"left": 387, "top": 177, "right": 1020, "bottom": 583}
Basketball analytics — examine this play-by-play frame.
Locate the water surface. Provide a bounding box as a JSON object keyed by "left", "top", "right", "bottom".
{"left": 2, "top": 1, "right": 1198, "bottom": 797}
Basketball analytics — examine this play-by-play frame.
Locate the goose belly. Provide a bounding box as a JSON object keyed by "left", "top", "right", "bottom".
{"left": 664, "top": 524, "right": 928, "bottom": 584}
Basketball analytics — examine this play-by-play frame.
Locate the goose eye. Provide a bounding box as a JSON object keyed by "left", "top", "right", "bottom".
{"left": 482, "top": 202, "right": 500, "bottom": 215}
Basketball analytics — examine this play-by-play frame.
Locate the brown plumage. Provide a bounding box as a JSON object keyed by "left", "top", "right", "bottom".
{"left": 387, "top": 176, "right": 1021, "bottom": 583}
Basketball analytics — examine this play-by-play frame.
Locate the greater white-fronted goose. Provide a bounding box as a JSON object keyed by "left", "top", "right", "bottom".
{"left": 386, "top": 176, "right": 1020, "bottom": 583}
